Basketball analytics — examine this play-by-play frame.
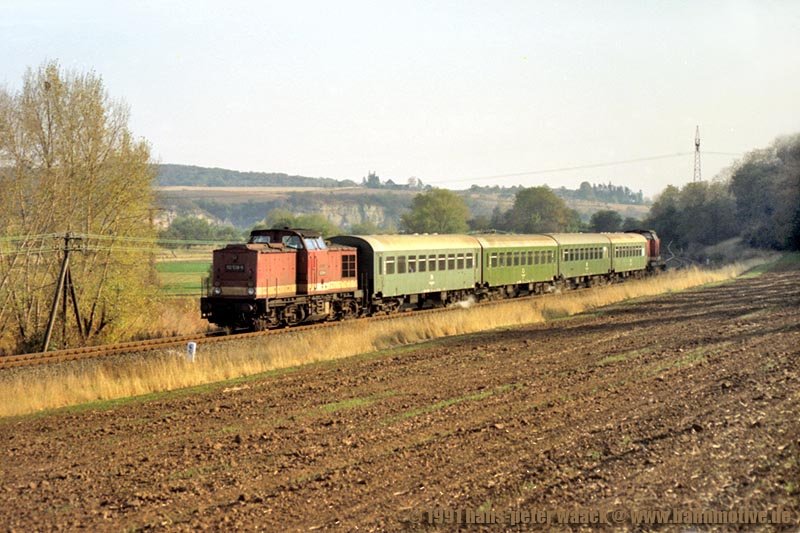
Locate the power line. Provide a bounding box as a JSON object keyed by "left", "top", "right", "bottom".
{"left": 426, "top": 150, "right": 745, "bottom": 185}
{"left": 428, "top": 152, "right": 692, "bottom": 185}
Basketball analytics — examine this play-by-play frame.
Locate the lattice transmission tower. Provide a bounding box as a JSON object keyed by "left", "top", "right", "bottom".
{"left": 693, "top": 125, "right": 702, "bottom": 182}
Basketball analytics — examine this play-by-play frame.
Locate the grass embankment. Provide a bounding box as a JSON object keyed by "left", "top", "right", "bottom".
{"left": 0, "top": 259, "right": 772, "bottom": 418}
{"left": 156, "top": 260, "right": 211, "bottom": 296}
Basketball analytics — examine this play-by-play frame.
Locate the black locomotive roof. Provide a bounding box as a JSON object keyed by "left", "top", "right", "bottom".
{"left": 249, "top": 227, "right": 322, "bottom": 238}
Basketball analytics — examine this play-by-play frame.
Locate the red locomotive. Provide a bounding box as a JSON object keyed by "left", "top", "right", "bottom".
{"left": 200, "top": 228, "right": 361, "bottom": 330}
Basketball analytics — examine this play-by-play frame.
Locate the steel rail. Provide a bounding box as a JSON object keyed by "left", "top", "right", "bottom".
{"left": 0, "top": 282, "right": 614, "bottom": 371}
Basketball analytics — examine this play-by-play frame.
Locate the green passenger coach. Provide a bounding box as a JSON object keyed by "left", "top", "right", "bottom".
{"left": 547, "top": 233, "right": 613, "bottom": 282}
{"left": 606, "top": 232, "right": 648, "bottom": 274}
{"left": 475, "top": 234, "right": 558, "bottom": 293}
{"left": 329, "top": 234, "right": 481, "bottom": 310}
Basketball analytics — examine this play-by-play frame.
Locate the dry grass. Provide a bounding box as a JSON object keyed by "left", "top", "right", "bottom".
{"left": 0, "top": 260, "right": 767, "bottom": 418}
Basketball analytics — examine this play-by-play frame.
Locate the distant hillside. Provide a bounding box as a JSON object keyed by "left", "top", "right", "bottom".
{"left": 156, "top": 164, "right": 359, "bottom": 188}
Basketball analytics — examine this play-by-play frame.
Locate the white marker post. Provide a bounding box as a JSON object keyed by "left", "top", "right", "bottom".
{"left": 186, "top": 342, "right": 197, "bottom": 363}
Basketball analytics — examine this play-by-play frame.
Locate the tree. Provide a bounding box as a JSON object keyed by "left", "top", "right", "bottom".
{"left": 0, "top": 61, "right": 156, "bottom": 351}
{"left": 400, "top": 189, "right": 470, "bottom": 233}
{"left": 622, "top": 217, "right": 643, "bottom": 231}
{"left": 160, "top": 216, "right": 243, "bottom": 246}
{"left": 589, "top": 210, "right": 623, "bottom": 232}
{"left": 730, "top": 134, "right": 800, "bottom": 249}
{"left": 348, "top": 220, "right": 381, "bottom": 234}
{"left": 502, "top": 186, "right": 573, "bottom": 233}
{"left": 253, "top": 208, "right": 342, "bottom": 237}
{"left": 363, "top": 171, "right": 381, "bottom": 188}
{"left": 645, "top": 185, "right": 682, "bottom": 246}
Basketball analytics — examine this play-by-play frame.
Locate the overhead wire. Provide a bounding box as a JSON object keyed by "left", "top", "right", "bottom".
{"left": 426, "top": 150, "right": 745, "bottom": 185}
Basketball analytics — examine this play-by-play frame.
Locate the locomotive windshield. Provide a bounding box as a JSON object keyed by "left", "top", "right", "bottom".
{"left": 247, "top": 230, "right": 325, "bottom": 250}
{"left": 303, "top": 237, "right": 327, "bottom": 250}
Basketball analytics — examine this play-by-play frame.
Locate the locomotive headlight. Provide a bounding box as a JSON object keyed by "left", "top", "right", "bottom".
{"left": 212, "top": 286, "right": 222, "bottom": 296}
{"left": 247, "top": 287, "right": 255, "bottom": 296}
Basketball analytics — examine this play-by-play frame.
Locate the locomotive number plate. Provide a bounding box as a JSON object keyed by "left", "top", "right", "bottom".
{"left": 225, "top": 264, "right": 245, "bottom": 272}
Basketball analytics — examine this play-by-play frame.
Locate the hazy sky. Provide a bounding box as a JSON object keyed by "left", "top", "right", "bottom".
{"left": 3, "top": 1, "right": 799, "bottom": 196}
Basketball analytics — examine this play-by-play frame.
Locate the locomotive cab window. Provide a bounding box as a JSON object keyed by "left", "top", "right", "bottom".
{"left": 282, "top": 235, "right": 303, "bottom": 249}
{"left": 342, "top": 255, "right": 356, "bottom": 278}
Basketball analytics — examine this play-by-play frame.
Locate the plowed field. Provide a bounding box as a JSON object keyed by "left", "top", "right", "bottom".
{"left": 1, "top": 265, "right": 798, "bottom": 531}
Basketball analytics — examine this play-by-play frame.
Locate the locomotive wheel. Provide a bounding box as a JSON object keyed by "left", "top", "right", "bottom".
{"left": 282, "top": 304, "right": 306, "bottom": 326}
{"left": 341, "top": 300, "right": 359, "bottom": 320}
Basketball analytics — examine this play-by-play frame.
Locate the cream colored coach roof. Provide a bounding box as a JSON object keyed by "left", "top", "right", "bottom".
{"left": 474, "top": 234, "right": 558, "bottom": 248}
{"left": 604, "top": 232, "right": 648, "bottom": 245}
{"left": 545, "top": 233, "right": 613, "bottom": 246}
{"left": 341, "top": 234, "right": 482, "bottom": 253}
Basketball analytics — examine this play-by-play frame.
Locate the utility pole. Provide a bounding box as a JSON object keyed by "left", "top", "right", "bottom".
{"left": 693, "top": 125, "right": 702, "bottom": 182}
{"left": 42, "top": 233, "right": 84, "bottom": 352}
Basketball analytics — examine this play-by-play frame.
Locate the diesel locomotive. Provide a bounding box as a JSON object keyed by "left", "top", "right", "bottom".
{"left": 200, "top": 227, "right": 664, "bottom": 330}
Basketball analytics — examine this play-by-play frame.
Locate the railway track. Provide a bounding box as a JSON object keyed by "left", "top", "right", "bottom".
{"left": 0, "top": 285, "right": 601, "bottom": 371}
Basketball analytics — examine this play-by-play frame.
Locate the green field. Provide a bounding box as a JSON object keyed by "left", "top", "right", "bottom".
{"left": 156, "top": 260, "right": 211, "bottom": 296}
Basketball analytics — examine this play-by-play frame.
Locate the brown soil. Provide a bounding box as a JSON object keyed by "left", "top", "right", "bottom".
{"left": 1, "top": 267, "right": 798, "bottom": 531}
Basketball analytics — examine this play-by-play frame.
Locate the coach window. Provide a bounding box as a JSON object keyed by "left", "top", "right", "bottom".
{"left": 418, "top": 254, "right": 427, "bottom": 272}
{"left": 386, "top": 256, "right": 395, "bottom": 275}
{"left": 447, "top": 254, "right": 456, "bottom": 270}
{"left": 398, "top": 256, "right": 407, "bottom": 274}
{"left": 438, "top": 254, "right": 446, "bottom": 270}
{"left": 466, "top": 253, "right": 474, "bottom": 269}
{"left": 428, "top": 255, "right": 436, "bottom": 271}
{"left": 408, "top": 256, "right": 416, "bottom": 273}
{"left": 490, "top": 253, "right": 498, "bottom": 268}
